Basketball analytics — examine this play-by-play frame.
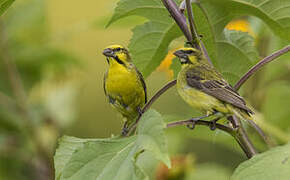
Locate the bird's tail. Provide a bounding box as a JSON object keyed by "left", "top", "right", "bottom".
{"left": 231, "top": 107, "right": 274, "bottom": 147}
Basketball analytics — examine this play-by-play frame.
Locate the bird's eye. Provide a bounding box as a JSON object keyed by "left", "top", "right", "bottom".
{"left": 182, "top": 50, "right": 194, "bottom": 54}
{"left": 115, "top": 47, "right": 121, "bottom": 52}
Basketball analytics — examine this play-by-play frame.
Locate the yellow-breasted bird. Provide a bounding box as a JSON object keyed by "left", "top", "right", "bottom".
{"left": 173, "top": 47, "right": 253, "bottom": 128}
{"left": 102, "top": 45, "right": 147, "bottom": 134}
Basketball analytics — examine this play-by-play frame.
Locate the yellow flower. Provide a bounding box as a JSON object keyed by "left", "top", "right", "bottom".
{"left": 225, "top": 19, "right": 255, "bottom": 37}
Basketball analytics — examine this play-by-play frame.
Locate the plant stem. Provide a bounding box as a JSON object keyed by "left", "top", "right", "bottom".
{"left": 167, "top": 116, "right": 257, "bottom": 158}
{"left": 185, "top": 0, "right": 199, "bottom": 48}
{"left": 229, "top": 116, "right": 257, "bottom": 158}
{"left": 126, "top": 80, "right": 177, "bottom": 136}
{"left": 161, "top": 0, "right": 193, "bottom": 42}
{"left": 142, "top": 79, "right": 177, "bottom": 113}
{"left": 234, "top": 45, "right": 290, "bottom": 91}
{"left": 162, "top": 0, "right": 212, "bottom": 64}
{"left": 167, "top": 119, "right": 235, "bottom": 134}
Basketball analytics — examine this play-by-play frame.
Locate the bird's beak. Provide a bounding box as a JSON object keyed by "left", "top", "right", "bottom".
{"left": 103, "top": 48, "right": 115, "bottom": 57}
{"left": 173, "top": 50, "right": 186, "bottom": 59}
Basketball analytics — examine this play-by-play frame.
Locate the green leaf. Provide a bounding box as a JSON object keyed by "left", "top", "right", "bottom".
{"left": 231, "top": 143, "right": 290, "bottom": 180}
{"left": 201, "top": 0, "right": 290, "bottom": 41}
{"left": 54, "top": 109, "right": 170, "bottom": 180}
{"left": 136, "top": 109, "right": 171, "bottom": 167}
{"left": 129, "top": 21, "right": 182, "bottom": 77}
{"left": 54, "top": 136, "right": 89, "bottom": 179}
{"left": 215, "top": 29, "right": 257, "bottom": 84}
{"left": 107, "top": 0, "right": 170, "bottom": 27}
{"left": 262, "top": 81, "right": 290, "bottom": 131}
{"left": 0, "top": 0, "right": 14, "bottom": 16}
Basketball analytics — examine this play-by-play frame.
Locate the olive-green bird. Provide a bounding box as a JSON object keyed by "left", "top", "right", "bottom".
{"left": 173, "top": 47, "right": 253, "bottom": 126}
{"left": 102, "top": 45, "right": 147, "bottom": 133}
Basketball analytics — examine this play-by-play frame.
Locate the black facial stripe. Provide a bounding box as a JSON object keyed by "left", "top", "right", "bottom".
{"left": 113, "top": 47, "right": 126, "bottom": 52}
{"left": 114, "top": 56, "right": 125, "bottom": 65}
{"left": 183, "top": 50, "right": 194, "bottom": 54}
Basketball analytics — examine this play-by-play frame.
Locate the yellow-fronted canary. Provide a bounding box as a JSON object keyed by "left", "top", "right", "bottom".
{"left": 102, "top": 45, "right": 147, "bottom": 134}
{"left": 173, "top": 47, "right": 253, "bottom": 127}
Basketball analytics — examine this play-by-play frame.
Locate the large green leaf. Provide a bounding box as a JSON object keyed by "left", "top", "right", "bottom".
{"left": 200, "top": 0, "right": 290, "bottom": 41}
{"left": 129, "top": 21, "right": 182, "bottom": 77}
{"left": 231, "top": 143, "right": 290, "bottom": 180}
{"left": 262, "top": 81, "right": 290, "bottom": 131}
{"left": 0, "top": 0, "right": 14, "bottom": 16}
{"left": 107, "top": 0, "right": 169, "bottom": 26}
{"left": 215, "top": 29, "right": 258, "bottom": 84}
{"left": 54, "top": 109, "right": 170, "bottom": 180}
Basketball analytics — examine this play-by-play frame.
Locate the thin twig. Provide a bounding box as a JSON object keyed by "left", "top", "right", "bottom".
{"left": 161, "top": 0, "right": 193, "bottom": 42}
{"left": 162, "top": 0, "right": 212, "bottom": 64}
{"left": 142, "top": 79, "right": 177, "bottom": 113}
{"left": 167, "top": 116, "right": 257, "bottom": 158}
{"left": 234, "top": 45, "right": 290, "bottom": 91}
{"left": 185, "top": 0, "right": 199, "bottom": 49}
{"left": 228, "top": 116, "right": 257, "bottom": 158}
{"left": 167, "top": 119, "right": 235, "bottom": 134}
{"left": 126, "top": 80, "right": 177, "bottom": 136}
{"left": 246, "top": 119, "right": 276, "bottom": 148}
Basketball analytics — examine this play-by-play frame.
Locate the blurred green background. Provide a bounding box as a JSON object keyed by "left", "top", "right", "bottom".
{"left": 0, "top": 0, "right": 290, "bottom": 179}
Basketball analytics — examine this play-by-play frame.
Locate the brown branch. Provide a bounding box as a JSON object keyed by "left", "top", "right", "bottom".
{"left": 234, "top": 45, "right": 290, "bottom": 91}
{"left": 167, "top": 115, "right": 257, "bottom": 158}
{"left": 183, "top": 0, "right": 212, "bottom": 64}
{"left": 126, "top": 80, "right": 177, "bottom": 136}
{"left": 185, "top": 0, "right": 199, "bottom": 48}
{"left": 161, "top": 0, "right": 193, "bottom": 42}
{"left": 142, "top": 79, "right": 177, "bottom": 113}
{"left": 167, "top": 118, "right": 235, "bottom": 134}
{"left": 228, "top": 116, "right": 257, "bottom": 158}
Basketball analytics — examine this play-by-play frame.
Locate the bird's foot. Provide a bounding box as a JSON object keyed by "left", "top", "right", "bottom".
{"left": 121, "top": 122, "right": 129, "bottom": 136}
{"left": 121, "top": 127, "right": 129, "bottom": 136}
{"left": 209, "top": 117, "right": 221, "bottom": 131}
{"left": 187, "top": 118, "right": 198, "bottom": 130}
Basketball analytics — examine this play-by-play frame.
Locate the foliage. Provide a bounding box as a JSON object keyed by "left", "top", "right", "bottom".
{"left": 0, "top": 0, "right": 290, "bottom": 179}
{"left": 54, "top": 110, "right": 170, "bottom": 180}
{"left": 0, "top": 0, "right": 79, "bottom": 179}
{"left": 231, "top": 143, "right": 290, "bottom": 180}
{"left": 0, "top": 0, "right": 14, "bottom": 16}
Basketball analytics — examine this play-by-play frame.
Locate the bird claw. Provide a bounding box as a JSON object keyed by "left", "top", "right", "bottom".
{"left": 121, "top": 122, "right": 129, "bottom": 136}
{"left": 209, "top": 117, "right": 221, "bottom": 131}
{"left": 209, "top": 120, "right": 216, "bottom": 131}
{"left": 186, "top": 118, "right": 199, "bottom": 130}
{"left": 121, "top": 127, "right": 129, "bottom": 136}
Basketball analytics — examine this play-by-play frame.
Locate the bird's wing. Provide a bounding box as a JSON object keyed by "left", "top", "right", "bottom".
{"left": 134, "top": 66, "right": 147, "bottom": 103}
{"left": 185, "top": 67, "right": 253, "bottom": 114}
